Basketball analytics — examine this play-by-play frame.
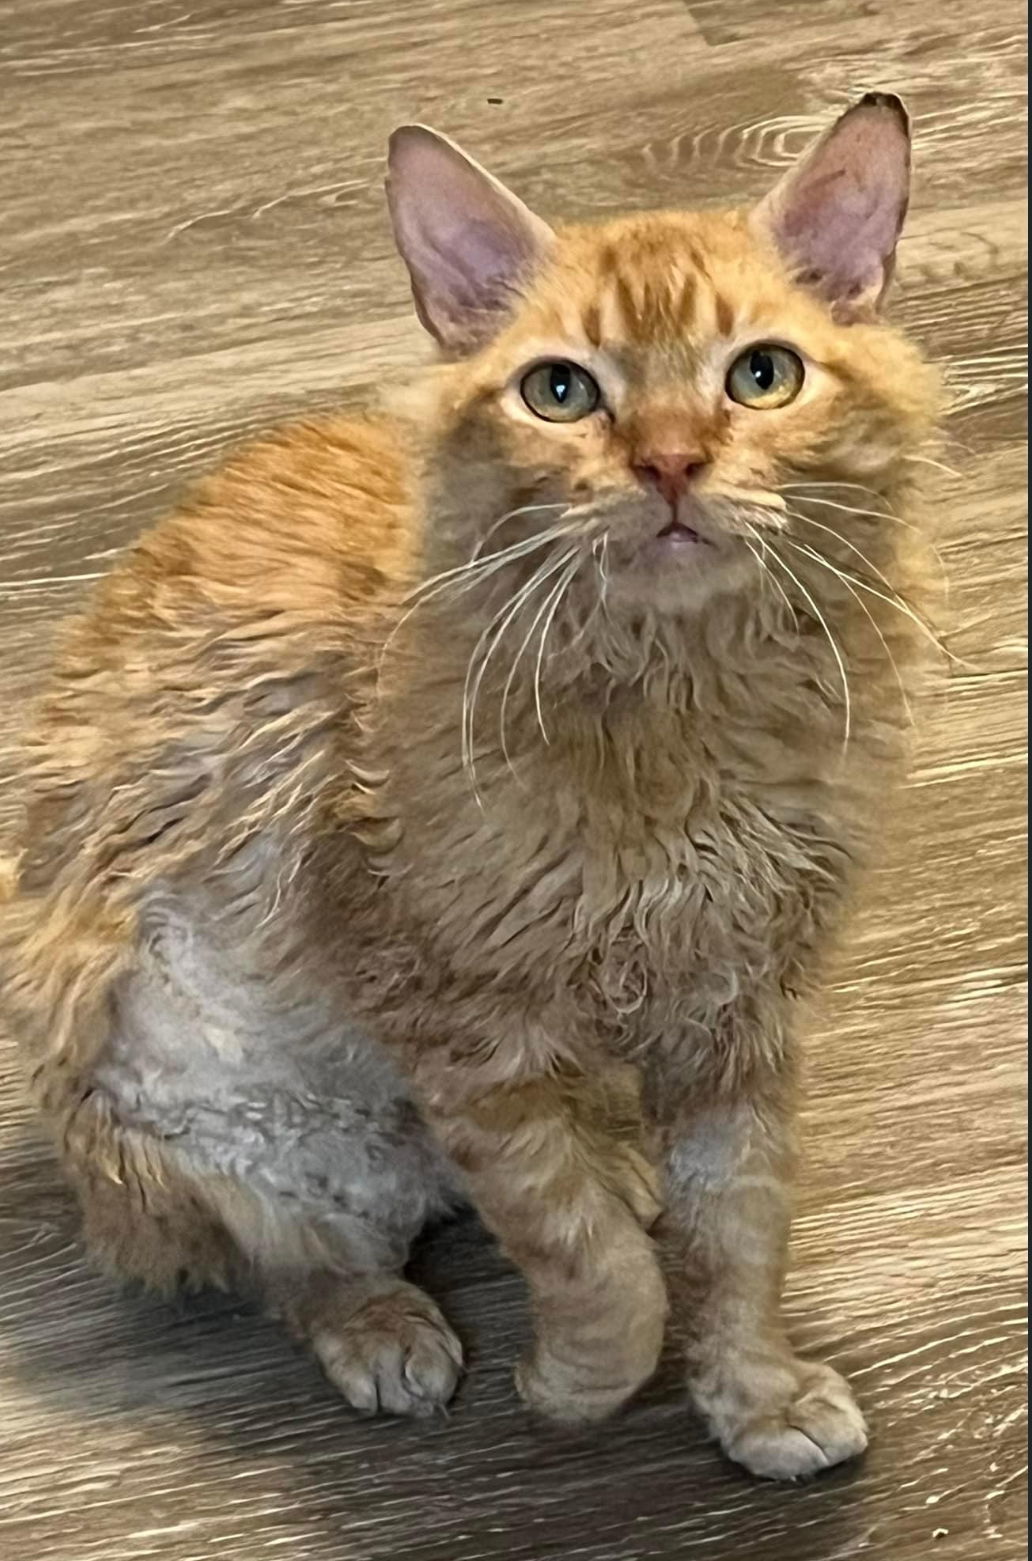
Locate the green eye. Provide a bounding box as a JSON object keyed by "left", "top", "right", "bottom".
{"left": 520, "top": 360, "right": 601, "bottom": 423}
{"left": 726, "top": 344, "right": 805, "bottom": 409}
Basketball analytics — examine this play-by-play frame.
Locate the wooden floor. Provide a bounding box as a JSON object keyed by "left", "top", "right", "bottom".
{"left": 0, "top": 3, "right": 1026, "bottom": 1558}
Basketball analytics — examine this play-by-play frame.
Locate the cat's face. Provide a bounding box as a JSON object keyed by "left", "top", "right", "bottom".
{"left": 432, "top": 210, "right": 932, "bottom": 615}
{"left": 387, "top": 97, "right": 937, "bottom": 626}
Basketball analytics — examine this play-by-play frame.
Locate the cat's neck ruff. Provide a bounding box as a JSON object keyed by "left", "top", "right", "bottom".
{"left": 376, "top": 563, "right": 900, "bottom": 829}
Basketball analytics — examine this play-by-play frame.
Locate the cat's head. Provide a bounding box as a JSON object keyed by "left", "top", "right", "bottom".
{"left": 386, "top": 96, "right": 939, "bottom": 624}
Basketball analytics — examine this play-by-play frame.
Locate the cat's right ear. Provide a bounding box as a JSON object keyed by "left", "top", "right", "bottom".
{"left": 386, "top": 126, "right": 555, "bottom": 356}
{"left": 751, "top": 93, "right": 911, "bottom": 319}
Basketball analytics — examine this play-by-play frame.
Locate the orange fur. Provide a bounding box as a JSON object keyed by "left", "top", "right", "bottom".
{"left": 1, "top": 102, "right": 942, "bottom": 1475}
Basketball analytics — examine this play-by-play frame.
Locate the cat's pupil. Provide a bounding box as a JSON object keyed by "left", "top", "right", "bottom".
{"left": 550, "top": 365, "right": 571, "bottom": 402}
{"left": 750, "top": 351, "right": 776, "bottom": 391}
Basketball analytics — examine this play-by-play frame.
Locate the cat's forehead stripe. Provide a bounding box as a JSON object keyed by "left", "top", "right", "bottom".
{"left": 576, "top": 254, "right": 736, "bottom": 348}
{"left": 541, "top": 218, "right": 776, "bottom": 351}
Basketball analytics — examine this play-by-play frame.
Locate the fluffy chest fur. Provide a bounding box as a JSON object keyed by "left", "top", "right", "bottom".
{"left": 338, "top": 662, "right": 862, "bottom": 1074}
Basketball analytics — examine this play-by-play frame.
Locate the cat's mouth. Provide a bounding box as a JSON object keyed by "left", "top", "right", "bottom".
{"left": 656, "top": 517, "right": 705, "bottom": 546}
{"left": 653, "top": 502, "right": 718, "bottom": 551}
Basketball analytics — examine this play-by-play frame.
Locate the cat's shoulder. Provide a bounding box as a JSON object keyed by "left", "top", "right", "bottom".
{"left": 84, "top": 412, "right": 414, "bottom": 632}
{"left": 39, "top": 411, "right": 417, "bottom": 719}
{"left": 179, "top": 410, "right": 413, "bottom": 578}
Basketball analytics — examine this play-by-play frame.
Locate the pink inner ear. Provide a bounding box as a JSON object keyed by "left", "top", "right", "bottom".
{"left": 387, "top": 126, "right": 554, "bottom": 352}
{"left": 756, "top": 96, "right": 911, "bottom": 310}
{"left": 780, "top": 168, "right": 903, "bottom": 296}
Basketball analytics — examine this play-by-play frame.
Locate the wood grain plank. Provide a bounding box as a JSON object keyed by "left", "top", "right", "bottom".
{"left": 0, "top": 1, "right": 1025, "bottom": 1558}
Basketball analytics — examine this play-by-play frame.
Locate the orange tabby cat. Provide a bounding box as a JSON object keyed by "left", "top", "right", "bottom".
{"left": 1, "top": 94, "right": 940, "bottom": 1478}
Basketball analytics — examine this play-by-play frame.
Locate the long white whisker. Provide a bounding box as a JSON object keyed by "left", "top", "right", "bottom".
{"left": 781, "top": 539, "right": 963, "bottom": 667}
{"left": 532, "top": 554, "right": 581, "bottom": 744}
{"left": 593, "top": 534, "right": 614, "bottom": 632}
{"left": 592, "top": 535, "right": 609, "bottom": 586}
{"left": 463, "top": 570, "right": 552, "bottom": 792}
{"left": 379, "top": 518, "right": 578, "bottom": 681}
{"left": 752, "top": 528, "right": 852, "bottom": 750}
{"left": 784, "top": 541, "right": 914, "bottom": 727}
{"left": 461, "top": 547, "right": 577, "bottom": 801}
{"left": 742, "top": 535, "right": 797, "bottom": 627}
{"left": 405, "top": 516, "right": 575, "bottom": 604}
{"left": 784, "top": 508, "right": 903, "bottom": 596}
{"left": 742, "top": 535, "right": 774, "bottom": 606}
{"left": 470, "top": 502, "right": 569, "bottom": 562}
{"left": 565, "top": 546, "right": 605, "bottom": 653}
{"left": 780, "top": 474, "right": 886, "bottom": 493}
{"left": 904, "top": 453, "right": 963, "bottom": 480}
{"left": 780, "top": 478, "right": 893, "bottom": 500}
{"left": 780, "top": 489, "right": 921, "bottom": 534}
{"left": 498, "top": 547, "right": 579, "bottom": 768}
{"left": 783, "top": 491, "right": 948, "bottom": 595}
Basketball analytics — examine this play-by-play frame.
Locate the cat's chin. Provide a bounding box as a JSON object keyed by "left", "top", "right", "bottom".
{"left": 608, "top": 531, "right": 753, "bottom": 615}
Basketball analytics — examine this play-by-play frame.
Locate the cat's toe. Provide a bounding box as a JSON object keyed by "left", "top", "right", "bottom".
{"left": 702, "top": 1358, "right": 867, "bottom": 1480}
{"left": 311, "top": 1284, "right": 463, "bottom": 1419}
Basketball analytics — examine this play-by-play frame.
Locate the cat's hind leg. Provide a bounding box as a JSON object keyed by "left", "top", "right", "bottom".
{"left": 268, "top": 1266, "right": 464, "bottom": 1419}
{"left": 8, "top": 896, "right": 465, "bottom": 1419}
{"left": 179, "top": 1166, "right": 466, "bottom": 1418}
{"left": 68, "top": 1087, "right": 466, "bottom": 1419}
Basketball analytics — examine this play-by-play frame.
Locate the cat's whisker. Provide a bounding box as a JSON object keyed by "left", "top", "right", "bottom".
{"left": 783, "top": 491, "right": 949, "bottom": 595}
{"left": 781, "top": 540, "right": 914, "bottom": 728}
{"left": 750, "top": 526, "right": 852, "bottom": 751}
{"left": 936, "top": 431, "right": 979, "bottom": 458}
{"left": 760, "top": 536, "right": 800, "bottom": 629}
{"left": 532, "top": 554, "right": 582, "bottom": 745}
{"left": 587, "top": 534, "right": 616, "bottom": 646}
{"left": 741, "top": 535, "right": 775, "bottom": 608}
{"left": 779, "top": 538, "right": 966, "bottom": 667}
{"left": 567, "top": 581, "right": 603, "bottom": 657}
{"left": 711, "top": 486, "right": 788, "bottom": 515}
{"left": 592, "top": 535, "right": 612, "bottom": 604}
{"left": 405, "top": 515, "right": 576, "bottom": 604}
{"left": 780, "top": 478, "right": 892, "bottom": 500}
{"left": 783, "top": 508, "right": 903, "bottom": 597}
{"left": 904, "top": 453, "right": 963, "bottom": 480}
{"left": 742, "top": 535, "right": 797, "bottom": 628}
{"left": 564, "top": 543, "right": 606, "bottom": 651}
{"left": 463, "top": 574, "right": 547, "bottom": 797}
{"left": 781, "top": 476, "right": 881, "bottom": 485}
{"left": 378, "top": 518, "right": 579, "bottom": 685}
{"left": 780, "top": 488, "right": 921, "bottom": 534}
{"left": 461, "top": 546, "right": 578, "bottom": 802}
{"left": 470, "top": 501, "right": 570, "bottom": 563}
{"left": 498, "top": 547, "right": 580, "bottom": 769}
{"left": 583, "top": 536, "right": 607, "bottom": 625}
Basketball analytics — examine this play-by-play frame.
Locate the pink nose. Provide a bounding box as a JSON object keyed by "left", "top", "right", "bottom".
{"left": 633, "top": 452, "right": 706, "bottom": 506}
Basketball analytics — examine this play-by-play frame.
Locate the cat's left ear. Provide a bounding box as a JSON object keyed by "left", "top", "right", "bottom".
{"left": 387, "top": 125, "right": 555, "bottom": 355}
{"left": 751, "top": 93, "right": 911, "bottom": 319}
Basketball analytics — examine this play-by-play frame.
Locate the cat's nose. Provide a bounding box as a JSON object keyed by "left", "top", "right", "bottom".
{"left": 632, "top": 451, "right": 707, "bottom": 506}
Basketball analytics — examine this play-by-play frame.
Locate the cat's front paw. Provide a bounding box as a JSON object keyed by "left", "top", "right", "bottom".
{"left": 696, "top": 1355, "right": 868, "bottom": 1480}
